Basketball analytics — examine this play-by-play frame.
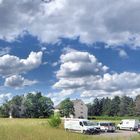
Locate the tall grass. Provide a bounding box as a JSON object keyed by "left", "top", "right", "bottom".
{"left": 0, "top": 118, "right": 139, "bottom": 140}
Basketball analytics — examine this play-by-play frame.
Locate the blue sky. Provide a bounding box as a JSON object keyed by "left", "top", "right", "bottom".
{"left": 1, "top": 0, "right": 140, "bottom": 104}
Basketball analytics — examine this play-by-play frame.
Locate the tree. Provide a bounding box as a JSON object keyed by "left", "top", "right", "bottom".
{"left": 24, "top": 92, "right": 54, "bottom": 118}
{"left": 38, "top": 96, "right": 54, "bottom": 117}
{"left": 48, "top": 114, "right": 61, "bottom": 128}
{"left": 109, "top": 96, "right": 120, "bottom": 116}
{"left": 87, "top": 103, "right": 93, "bottom": 116}
{"left": 92, "top": 98, "right": 101, "bottom": 116}
{"left": 59, "top": 98, "right": 74, "bottom": 118}
{"left": 119, "top": 96, "right": 134, "bottom": 116}
{"left": 0, "top": 92, "right": 54, "bottom": 118}
{"left": 0, "top": 100, "right": 11, "bottom": 117}
{"left": 135, "top": 95, "right": 140, "bottom": 116}
{"left": 101, "top": 97, "right": 111, "bottom": 116}
{"left": 9, "top": 95, "right": 25, "bottom": 118}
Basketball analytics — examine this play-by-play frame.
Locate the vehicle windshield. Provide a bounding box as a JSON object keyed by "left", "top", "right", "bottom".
{"left": 83, "top": 121, "right": 97, "bottom": 126}
{"left": 100, "top": 123, "right": 115, "bottom": 126}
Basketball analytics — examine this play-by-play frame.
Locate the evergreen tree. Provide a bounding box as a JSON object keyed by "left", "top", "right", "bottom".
{"left": 119, "top": 96, "right": 134, "bottom": 116}
{"left": 102, "top": 97, "right": 111, "bottom": 115}
{"left": 92, "top": 98, "right": 101, "bottom": 116}
{"left": 109, "top": 96, "right": 120, "bottom": 116}
{"left": 135, "top": 95, "right": 140, "bottom": 116}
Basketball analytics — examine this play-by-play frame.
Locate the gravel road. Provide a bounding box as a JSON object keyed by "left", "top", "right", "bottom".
{"left": 97, "top": 130, "right": 139, "bottom": 138}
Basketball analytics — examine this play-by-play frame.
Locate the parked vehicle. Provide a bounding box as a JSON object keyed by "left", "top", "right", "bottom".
{"left": 137, "top": 124, "right": 140, "bottom": 133}
{"left": 97, "top": 122, "right": 116, "bottom": 132}
{"left": 64, "top": 118, "right": 100, "bottom": 134}
{"left": 117, "top": 119, "right": 139, "bottom": 131}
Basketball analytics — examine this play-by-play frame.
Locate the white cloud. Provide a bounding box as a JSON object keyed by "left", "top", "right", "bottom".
{"left": 0, "top": 51, "right": 42, "bottom": 88}
{"left": 4, "top": 75, "right": 38, "bottom": 89}
{"left": 53, "top": 49, "right": 140, "bottom": 103}
{"left": 0, "top": 93, "right": 12, "bottom": 104}
{"left": 52, "top": 62, "right": 59, "bottom": 67}
{"left": 47, "top": 89, "right": 75, "bottom": 105}
{"left": 118, "top": 49, "right": 128, "bottom": 59}
{"left": 0, "top": 51, "right": 42, "bottom": 77}
{"left": 0, "top": 47, "right": 11, "bottom": 56}
{"left": 55, "top": 49, "right": 108, "bottom": 79}
{"left": 1, "top": 0, "right": 140, "bottom": 48}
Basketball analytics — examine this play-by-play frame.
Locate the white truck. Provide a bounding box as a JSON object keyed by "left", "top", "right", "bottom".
{"left": 117, "top": 119, "right": 139, "bottom": 131}
{"left": 64, "top": 118, "right": 100, "bottom": 134}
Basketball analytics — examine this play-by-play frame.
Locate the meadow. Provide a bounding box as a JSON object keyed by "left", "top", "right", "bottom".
{"left": 0, "top": 118, "right": 139, "bottom": 140}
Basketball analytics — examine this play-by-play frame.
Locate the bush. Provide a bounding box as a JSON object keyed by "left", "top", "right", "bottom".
{"left": 0, "top": 115, "right": 9, "bottom": 118}
{"left": 48, "top": 114, "right": 61, "bottom": 128}
{"left": 88, "top": 116, "right": 96, "bottom": 120}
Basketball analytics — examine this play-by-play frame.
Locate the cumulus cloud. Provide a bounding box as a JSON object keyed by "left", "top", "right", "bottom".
{"left": 118, "top": 49, "right": 128, "bottom": 59}
{"left": 52, "top": 49, "right": 140, "bottom": 103}
{"left": 1, "top": 0, "right": 140, "bottom": 48}
{"left": 0, "top": 51, "right": 42, "bottom": 88}
{"left": 4, "top": 75, "right": 38, "bottom": 89}
{"left": 0, "top": 51, "right": 42, "bottom": 77}
{"left": 55, "top": 49, "right": 108, "bottom": 79}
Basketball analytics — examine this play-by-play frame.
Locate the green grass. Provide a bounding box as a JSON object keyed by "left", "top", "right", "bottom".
{"left": 0, "top": 118, "right": 139, "bottom": 140}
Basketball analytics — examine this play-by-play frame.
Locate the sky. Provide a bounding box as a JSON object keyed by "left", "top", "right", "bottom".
{"left": 0, "top": 0, "right": 140, "bottom": 104}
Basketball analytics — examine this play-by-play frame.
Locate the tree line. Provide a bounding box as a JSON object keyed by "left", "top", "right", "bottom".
{"left": 1, "top": 92, "right": 140, "bottom": 118}
{"left": 0, "top": 92, "right": 54, "bottom": 118}
{"left": 87, "top": 95, "right": 140, "bottom": 117}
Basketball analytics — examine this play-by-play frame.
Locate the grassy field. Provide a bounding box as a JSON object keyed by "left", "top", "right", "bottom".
{"left": 0, "top": 118, "right": 139, "bottom": 140}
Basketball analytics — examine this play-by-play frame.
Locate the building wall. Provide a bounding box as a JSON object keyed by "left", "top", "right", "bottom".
{"left": 73, "top": 100, "right": 88, "bottom": 119}
{"left": 54, "top": 99, "right": 88, "bottom": 119}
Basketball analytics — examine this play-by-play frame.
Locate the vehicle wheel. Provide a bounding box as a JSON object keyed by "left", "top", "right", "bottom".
{"left": 83, "top": 130, "right": 86, "bottom": 134}
{"left": 117, "top": 127, "right": 120, "bottom": 130}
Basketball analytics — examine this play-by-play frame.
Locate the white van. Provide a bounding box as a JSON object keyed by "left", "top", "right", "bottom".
{"left": 117, "top": 119, "right": 139, "bottom": 131}
{"left": 64, "top": 118, "right": 100, "bottom": 134}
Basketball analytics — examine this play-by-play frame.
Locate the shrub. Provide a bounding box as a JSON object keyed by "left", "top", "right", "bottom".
{"left": 48, "top": 114, "right": 61, "bottom": 128}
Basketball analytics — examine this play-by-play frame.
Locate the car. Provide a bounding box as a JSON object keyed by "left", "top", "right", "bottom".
{"left": 97, "top": 122, "right": 116, "bottom": 132}
{"left": 137, "top": 124, "right": 140, "bottom": 133}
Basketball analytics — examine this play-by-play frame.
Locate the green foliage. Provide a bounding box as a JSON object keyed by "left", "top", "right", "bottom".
{"left": 109, "top": 96, "right": 120, "bottom": 116}
{"left": 87, "top": 95, "right": 139, "bottom": 117}
{"left": 59, "top": 98, "right": 74, "bottom": 117}
{"left": 0, "top": 92, "right": 54, "bottom": 118}
{"left": 135, "top": 95, "right": 140, "bottom": 116}
{"left": 101, "top": 97, "right": 111, "bottom": 115}
{"left": 119, "top": 96, "right": 135, "bottom": 116}
{"left": 24, "top": 92, "right": 54, "bottom": 118}
{"left": 48, "top": 114, "right": 61, "bottom": 128}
